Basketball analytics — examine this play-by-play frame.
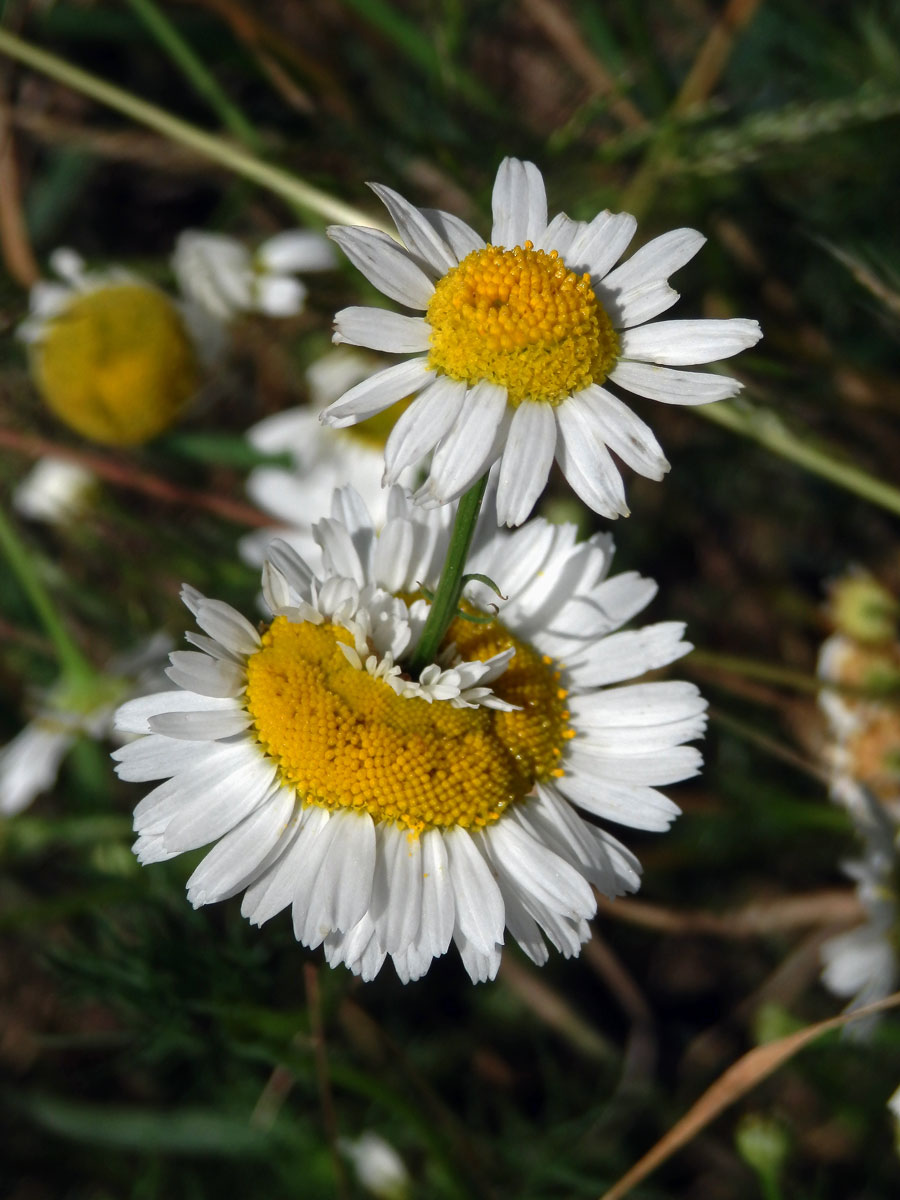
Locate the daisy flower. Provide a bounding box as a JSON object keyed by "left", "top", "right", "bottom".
{"left": 0, "top": 636, "right": 170, "bottom": 818}
{"left": 323, "top": 157, "right": 762, "bottom": 526}
{"left": 114, "top": 487, "right": 707, "bottom": 983}
{"left": 240, "top": 348, "right": 417, "bottom": 569}
{"left": 820, "top": 791, "right": 899, "bottom": 1037}
{"left": 18, "top": 249, "right": 204, "bottom": 446}
{"left": 172, "top": 228, "right": 336, "bottom": 323}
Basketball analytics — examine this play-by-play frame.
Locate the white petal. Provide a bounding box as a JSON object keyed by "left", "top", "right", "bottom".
{"left": 567, "top": 212, "right": 637, "bottom": 279}
{"left": 113, "top": 734, "right": 222, "bottom": 782}
{"left": 445, "top": 828, "right": 504, "bottom": 956}
{"left": 554, "top": 398, "right": 629, "bottom": 519}
{"left": 602, "top": 228, "right": 705, "bottom": 293}
{"left": 567, "top": 621, "right": 690, "bottom": 686}
{"left": 148, "top": 708, "right": 253, "bottom": 740}
{"left": 0, "top": 724, "right": 72, "bottom": 815}
{"left": 327, "top": 226, "right": 435, "bottom": 309}
{"left": 620, "top": 318, "right": 763, "bottom": 365}
{"left": 314, "top": 517, "right": 367, "bottom": 585}
{"left": 372, "top": 518, "right": 416, "bottom": 593}
{"left": 258, "top": 230, "right": 336, "bottom": 273}
{"left": 166, "top": 652, "right": 245, "bottom": 698}
{"left": 186, "top": 785, "right": 295, "bottom": 906}
{"left": 382, "top": 375, "right": 467, "bottom": 485}
{"left": 491, "top": 158, "right": 548, "bottom": 247}
{"left": 320, "top": 357, "right": 433, "bottom": 428}
{"left": 115, "top": 690, "right": 241, "bottom": 735}
{"left": 495, "top": 401, "right": 556, "bottom": 527}
{"left": 241, "top": 808, "right": 312, "bottom": 925}
{"left": 334, "top": 306, "right": 431, "bottom": 353}
{"left": 421, "top": 380, "right": 507, "bottom": 504}
{"left": 369, "top": 184, "right": 458, "bottom": 274}
{"left": 557, "top": 774, "right": 682, "bottom": 831}
{"left": 256, "top": 276, "right": 307, "bottom": 316}
{"left": 486, "top": 818, "right": 595, "bottom": 920}
{"left": 307, "top": 810, "right": 377, "bottom": 933}
{"left": 576, "top": 386, "right": 670, "bottom": 481}
{"left": 193, "top": 599, "right": 261, "bottom": 656}
{"left": 533, "top": 212, "right": 584, "bottom": 256}
{"left": 419, "top": 208, "right": 485, "bottom": 259}
{"left": 370, "top": 826, "right": 423, "bottom": 955}
{"left": 609, "top": 359, "right": 743, "bottom": 405}
{"left": 162, "top": 755, "right": 277, "bottom": 853}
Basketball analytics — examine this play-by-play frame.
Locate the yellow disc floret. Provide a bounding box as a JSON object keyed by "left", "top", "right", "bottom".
{"left": 426, "top": 242, "right": 619, "bottom": 406}
{"left": 244, "top": 612, "right": 572, "bottom": 834}
{"left": 34, "top": 284, "right": 199, "bottom": 446}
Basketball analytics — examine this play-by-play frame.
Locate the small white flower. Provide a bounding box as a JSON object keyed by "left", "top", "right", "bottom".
{"left": 13, "top": 456, "right": 98, "bottom": 527}
{"left": 0, "top": 635, "right": 170, "bottom": 817}
{"left": 323, "top": 156, "right": 762, "bottom": 526}
{"left": 115, "top": 487, "right": 706, "bottom": 984}
{"left": 239, "top": 348, "right": 417, "bottom": 569}
{"left": 172, "top": 229, "right": 336, "bottom": 322}
{"left": 338, "top": 1132, "right": 410, "bottom": 1200}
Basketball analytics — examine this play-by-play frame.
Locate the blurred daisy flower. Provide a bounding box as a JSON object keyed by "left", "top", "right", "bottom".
{"left": 172, "top": 228, "right": 336, "bottom": 323}
{"left": 818, "top": 575, "right": 900, "bottom": 826}
{"left": 820, "top": 792, "right": 899, "bottom": 1036}
{"left": 0, "top": 636, "right": 170, "bottom": 817}
{"left": 18, "top": 249, "right": 204, "bottom": 446}
{"left": 323, "top": 156, "right": 762, "bottom": 526}
{"left": 115, "top": 487, "right": 706, "bottom": 983}
{"left": 240, "top": 348, "right": 417, "bottom": 568}
{"left": 13, "top": 456, "right": 98, "bottom": 528}
{"left": 338, "top": 1132, "right": 410, "bottom": 1200}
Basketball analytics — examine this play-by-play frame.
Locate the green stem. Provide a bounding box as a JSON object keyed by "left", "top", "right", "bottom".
{"left": 0, "top": 503, "right": 93, "bottom": 681}
{"left": 689, "top": 647, "right": 900, "bottom": 701}
{"left": 0, "top": 28, "right": 386, "bottom": 231}
{"left": 406, "top": 476, "right": 489, "bottom": 676}
{"left": 695, "top": 396, "right": 900, "bottom": 519}
{"left": 122, "top": 0, "right": 261, "bottom": 150}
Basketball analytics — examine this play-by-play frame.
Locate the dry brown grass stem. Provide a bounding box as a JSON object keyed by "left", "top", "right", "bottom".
{"left": 596, "top": 889, "right": 864, "bottom": 938}
{"left": 597, "top": 988, "right": 900, "bottom": 1200}
{"left": 498, "top": 953, "right": 615, "bottom": 1062}
{"left": 0, "top": 427, "right": 275, "bottom": 527}
{"left": 0, "top": 106, "right": 39, "bottom": 286}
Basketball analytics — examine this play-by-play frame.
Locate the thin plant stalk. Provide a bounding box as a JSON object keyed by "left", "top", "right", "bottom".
{"left": 406, "top": 475, "right": 489, "bottom": 676}
{"left": 0, "top": 28, "right": 386, "bottom": 231}
{"left": 0, "top": 503, "right": 93, "bottom": 682}
{"left": 123, "top": 0, "right": 262, "bottom": 150}
{"left": 695, "top": 397, "right": 900, "bottom": 520}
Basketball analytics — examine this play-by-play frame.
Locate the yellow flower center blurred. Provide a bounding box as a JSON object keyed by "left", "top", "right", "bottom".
{"left": 34, "top": 284, "right": 199, "bottom": 446}
{"left": 426, "top": 242, "right": 619, "bottom": 406}
{"left": 341, "top": 394, "right": 414, "bottom": 451}
{"left": 244, "top": 611, "right": 573, "bottom": 834}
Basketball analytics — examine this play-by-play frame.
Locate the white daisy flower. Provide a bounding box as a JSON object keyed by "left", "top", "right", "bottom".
{"left": 240, "top": 348, "right": 417, "bottom": 570}
{"left": 820, "top": 792, "right": 899, "bottom": 1037}
{"left": 322, "top": 156, "right": 762, "bottom": 526}
{"left": 0, "top": 635, "right": 170, "bottom": 818}
{"left": 18, "top": 249, "right": 206, "bottom": 446}
{"left": 818, "top": 632, "right": 900, "bottom": 826}
{"left": 172, "top": 228, "right": 336, "bottom": 323}
{"left": 13, "top": 456, "right": 98, "bottom": 527}
{"left": 115, "top": 487, "right": 706, "bottom": 984}
{"left": 339, "top": 1132, "right": 410, "bottom": 1200}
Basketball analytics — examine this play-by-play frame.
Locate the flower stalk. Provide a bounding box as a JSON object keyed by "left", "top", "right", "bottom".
{"left": 0, "top": 502, "right": 93, "bottom": 683}
{"left": 405, "top": 475, "right": 489, "bottom": 676}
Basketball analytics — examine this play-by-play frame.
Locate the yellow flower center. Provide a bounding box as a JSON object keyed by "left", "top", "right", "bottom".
{"left": 426, "top": 242, "right": 619, "bottom": 406}
{"left": 340, "top": 394, "right": 414, "bottom": 451}
{"left": 244, "top": 611, "right": 572, "bottom": 834}
{"left": 34, "top": 284, "right": 199, "bottom": 446}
